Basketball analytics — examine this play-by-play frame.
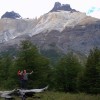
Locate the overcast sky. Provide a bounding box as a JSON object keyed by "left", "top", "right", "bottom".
{"left": 0, "top": 0, "right": 99, "bottom": 19}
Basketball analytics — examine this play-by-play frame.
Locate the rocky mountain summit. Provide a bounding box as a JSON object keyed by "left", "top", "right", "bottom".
{"left": 0, "top": 2, "right": 100, "bottom": 59}
{"left": 50, "top": 2, "right": 76, "bottom": 12}
{"left": 1, "top": 11, "right": 21, "bottom": 19}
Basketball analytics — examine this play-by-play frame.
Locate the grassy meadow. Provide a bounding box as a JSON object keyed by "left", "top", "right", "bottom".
{"left": 0, "top": 91, "right": 99, "bottom": 100}
{"left": 38, "top": 92, "right": 100, "bottom": 100}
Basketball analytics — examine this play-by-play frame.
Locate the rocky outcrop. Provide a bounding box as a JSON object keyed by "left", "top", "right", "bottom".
{"left": 1, "top": 11, "right": 21, "bottom": 19}
{"left": 0, "top": 18, "right": 38, "bottom": 43}
{"left": 50, "top": 2, "right": 76, "bottom": 12}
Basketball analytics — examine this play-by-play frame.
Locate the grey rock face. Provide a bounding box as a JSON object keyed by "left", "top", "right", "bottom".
{"left": 50, "top": 2, "right": 76, "bottom": 12}
{"left": 0, "top": 7, "right": 99, "bottom": 57}
{"left": 30, "top": 21, "right": 100, "bottom": 55}
{"left": 0, "top": 18, "right": 38, "bottom": 43}
{"left": 1, "top": 11, "right": 21, "bottom": 19}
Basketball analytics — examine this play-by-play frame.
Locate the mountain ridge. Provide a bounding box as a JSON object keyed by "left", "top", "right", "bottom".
{"left": 0, "top": 2, "right": 100, "bottom": 59}
{"left": 1, "top": 11, "right": 21, "bottom": 19}
{"left": 50, "top": 2, "right": 76, "bottom": 12}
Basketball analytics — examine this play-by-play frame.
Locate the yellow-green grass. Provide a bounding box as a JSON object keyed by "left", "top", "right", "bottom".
{"left": 0, "top": 91, "right": 100, "bottom": 100}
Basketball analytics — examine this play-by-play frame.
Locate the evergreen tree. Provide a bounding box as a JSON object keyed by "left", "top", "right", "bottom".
{"left": 15, "top": 40, "right": 51, "bottom": 88}
{"left": 55, "top": 52, "right": 82, "bottom": 92}
{"left": 80, "top": 47, "right": 100, "bottom": 94}
{"left": 0, "top": 55, "right": 14, "bottom": 89}
{"left": 16, "top": 40, "right": 38, "bottom": 70}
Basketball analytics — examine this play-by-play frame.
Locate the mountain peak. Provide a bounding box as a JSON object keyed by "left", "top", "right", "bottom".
{"left": 1, "top": 11, "right": 22, "bottom": 19}
{"left": 50, "top": 2, "right": 76, "bottom": 12}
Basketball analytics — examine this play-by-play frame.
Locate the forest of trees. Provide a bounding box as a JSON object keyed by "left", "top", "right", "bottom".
{"left": 0, "top": 40, "right": 100, "bottom": 94}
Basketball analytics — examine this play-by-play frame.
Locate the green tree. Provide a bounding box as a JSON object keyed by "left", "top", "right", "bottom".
{"left": 80, "top": 47, "right": 100, "bottom": 94}
{"left": 0, "top": 55, "right": 14, "bottom": 89}
{"left": 15, "top": 40, "right": 38, "bottom": 70}
{"left": 55, "top": 52, "right": 82, "bottom": 92}
{"left": 15, "top": 40, "right": 51, "bottom": 88}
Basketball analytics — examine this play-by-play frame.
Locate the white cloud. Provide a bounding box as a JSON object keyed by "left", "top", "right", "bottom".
{"left": 89, "top": 10, "right": 100, "bottom": 19}
{"left": 86, "top": 6, "right": 100, "bottom": 19}
{"left": 87, "top": 7, "right": 100, "bottom": 14}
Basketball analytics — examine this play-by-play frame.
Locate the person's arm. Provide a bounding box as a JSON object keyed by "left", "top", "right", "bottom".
{"left": 30, "top": 71, "right": 33, "bottom": 74}
{"left": 19, "top": 71, "right": 23, "bottom": 75}
{"left": 18, "top": 70, "right": 22, "bottom": 75}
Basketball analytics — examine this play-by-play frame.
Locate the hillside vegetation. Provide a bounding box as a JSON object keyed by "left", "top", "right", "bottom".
{"left": 0, "top": 40, "right": 100, "bottom": 95}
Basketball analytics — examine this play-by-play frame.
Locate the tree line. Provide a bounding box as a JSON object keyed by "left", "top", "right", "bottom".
{"left": 0, "top": 40, "right": 100, "bottom": 94}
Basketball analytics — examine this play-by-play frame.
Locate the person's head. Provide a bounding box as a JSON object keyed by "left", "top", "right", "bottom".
{"left": 24, "top": 70, "right": 26, "bottom": 73}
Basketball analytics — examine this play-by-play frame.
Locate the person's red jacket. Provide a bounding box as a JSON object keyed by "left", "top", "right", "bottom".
{"left": 17, "top": 70, "right": 23, "bottom": 80}
{"left": 17, "top": 70, "right": 21, "bottom": 75}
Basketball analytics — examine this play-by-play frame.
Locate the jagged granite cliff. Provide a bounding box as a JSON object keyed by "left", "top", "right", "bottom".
{"left": 1, "top": 11, "right": 21, "bottom": 19}
{"left": 0, "top": 2, "right": 100, "bottom": 59}
{"left": 50, "top": 2, "right": 76, "bottom": 12}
